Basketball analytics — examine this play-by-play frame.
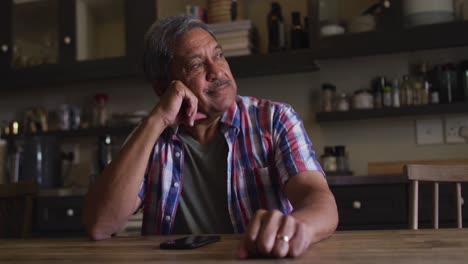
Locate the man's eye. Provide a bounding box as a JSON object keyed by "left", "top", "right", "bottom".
{"left": 190, "top": 63, "right": 202, "bottom": 70}
{"left": 216, "top": 52, "right": 224, "bottom": 59}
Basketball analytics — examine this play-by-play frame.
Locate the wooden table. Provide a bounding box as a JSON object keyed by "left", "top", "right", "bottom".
{"left": 1, "top": 229, "right": 467, "bottom": 263}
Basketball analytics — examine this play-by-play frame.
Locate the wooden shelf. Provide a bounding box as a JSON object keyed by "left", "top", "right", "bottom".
{"left": 227, "top": 49, "right": 319, "bottom": 78}
{"left": 2, "top": 125, "right": 135, "bottom": 140}
{"left": 316, "top": 103, "right": 468, "bottom": 123}
{"left": 314, "top": 21, "right": 468, "bottom": 59}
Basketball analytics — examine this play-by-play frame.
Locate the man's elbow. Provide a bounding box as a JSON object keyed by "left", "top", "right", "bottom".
{"left": 85, "top": 223, "right": 112, "bottom": 241}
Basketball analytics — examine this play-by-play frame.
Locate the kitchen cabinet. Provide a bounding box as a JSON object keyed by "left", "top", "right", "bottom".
{"left": 34, "top": 195, "right": 84, "bottom": 236}
{"left": 309, "top": 0, "right": 468, "bottom": 59}
{"left": 0, "top": 0, "right": 155, "bottom": 87}
{"left": 3, "top": 1, "right": 468, "bottom": 86}
{"left": 328, "top": 175, "right": 468, "bottom": 230}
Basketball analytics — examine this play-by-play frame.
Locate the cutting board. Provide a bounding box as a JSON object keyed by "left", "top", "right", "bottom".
{"left": 368, "top": 159, "right": 468, "bottom": 175}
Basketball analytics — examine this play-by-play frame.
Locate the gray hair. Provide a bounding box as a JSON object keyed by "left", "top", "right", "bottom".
{"left": 142, "top": 15, "right": 216, "bottom": 85}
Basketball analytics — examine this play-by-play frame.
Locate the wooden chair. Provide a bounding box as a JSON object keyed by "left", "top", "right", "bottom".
{"left": 0, "top": 182, "right": 37, "bottom": 238}
{"left": 405, "top": 164, "right": 468, "bottom": 230}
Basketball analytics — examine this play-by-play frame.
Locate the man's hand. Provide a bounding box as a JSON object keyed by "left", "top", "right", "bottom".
{"left": 238, "top": 209, "right": 312, "bottom": 259}
{"left": 153, "top": 80, "right": 207, "bottom": 127}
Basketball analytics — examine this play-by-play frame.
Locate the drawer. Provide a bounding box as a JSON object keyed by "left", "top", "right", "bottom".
{"left": 34, "top": 196, "right": 84, "bottom": 232}
{"left": 331, "top": 184, "right": 407, "bottom": 229}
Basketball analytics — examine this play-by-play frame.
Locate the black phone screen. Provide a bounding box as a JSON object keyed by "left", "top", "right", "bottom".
{"left": 159, "top": 235, "right": 220, "bottom": 249}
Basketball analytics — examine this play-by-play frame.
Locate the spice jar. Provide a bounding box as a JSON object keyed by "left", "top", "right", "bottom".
{"left": 336, "top": 92, "right": 350, "bottom": 111}
{"left": 321, "top": 146, "right": 337, "bottom": 173}
{"left": 321, "top": 83, "right": 336, "bottom": 112}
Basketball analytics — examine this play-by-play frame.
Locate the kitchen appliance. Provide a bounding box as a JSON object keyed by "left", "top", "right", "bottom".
{"left": 404, "top": 0, "right": 455, "bottom": 27}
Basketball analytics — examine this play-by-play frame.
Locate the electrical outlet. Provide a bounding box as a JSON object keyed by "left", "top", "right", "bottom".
{"left": 415, "top": 119, "right": 443, "bottom": 145}
{"left": 444, "top": 116, "right": 468, "bottom": 144}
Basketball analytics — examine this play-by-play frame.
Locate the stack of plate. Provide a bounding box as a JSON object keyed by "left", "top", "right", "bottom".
{"left": 348, "top": 15, "right": 376, "bottom": 33}
{"left": 207, "top": 0, "right": 244, "bottom": 23}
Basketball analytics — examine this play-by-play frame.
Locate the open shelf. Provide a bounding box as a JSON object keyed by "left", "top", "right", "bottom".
{"left": 316, "top": 103, "right": 468, "bottom": 123}
{"left": 2, "top": 125, "right": 136, "bottom": 140}
{"left": 313, "top": 21, "right": 468, "bottom": 59}
{"left": 227, "top": 49, "right": 319, "bottom": 78}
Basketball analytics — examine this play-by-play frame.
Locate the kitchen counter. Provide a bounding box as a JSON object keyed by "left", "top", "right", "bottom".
{"left": 327, "top": 174, "right": 407, "bottom": 186}
{"left": 1, "top": 229, "right": 467, "bottom": 263}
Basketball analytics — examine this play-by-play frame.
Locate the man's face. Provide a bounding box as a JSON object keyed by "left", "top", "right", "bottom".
{"left": 170, "top": 27, "right": 237, "bottom": 118}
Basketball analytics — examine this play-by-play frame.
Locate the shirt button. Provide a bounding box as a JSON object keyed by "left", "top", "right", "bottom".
{"left": 175, "top": 152, "right": 181, "bottom": 158}
{"left": 173, "top": 182, "right": 179, "bottom": 188}
{"left": 165, "top": 215, "right": 171, "bottom": 222}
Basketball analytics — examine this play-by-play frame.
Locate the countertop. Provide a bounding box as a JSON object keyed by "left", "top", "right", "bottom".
{"left": 1, "top": 229, "right": 467, "bottom": 263}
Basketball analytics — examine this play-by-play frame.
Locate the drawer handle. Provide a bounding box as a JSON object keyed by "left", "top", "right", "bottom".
{"left": 64, "top": 36, "right": 72, "bottom": 45}
{"left": 352, "top": 201, "right": 362, "bottom": 209}
{"left": 462, "top": 197, "right": 465, "bottom": 206}
{"left": 66, "top": 209, "right": 75, "bottom": 217}
{"left": 1, "top": 44, "right": 8, "bottom": 53}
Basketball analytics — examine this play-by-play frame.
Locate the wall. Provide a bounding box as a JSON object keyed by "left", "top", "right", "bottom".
{"left": 1, "top": 47, "right": 468, "bottom": 177}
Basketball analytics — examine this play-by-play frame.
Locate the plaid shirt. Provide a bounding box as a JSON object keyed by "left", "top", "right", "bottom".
{"left": 141, "top": 96, "right": 323, "bottom": 235}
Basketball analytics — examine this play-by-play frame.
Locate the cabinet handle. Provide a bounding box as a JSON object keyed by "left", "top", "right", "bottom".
{"left": 64, "top": 36, "right": 72, "bottom": 45}
{"left": 352, "top": 200, "right": 362, "bottom": 209}
{"left": 1, "top": 44, "right": 8, "bottom": 53}
{"left": 66, "top": 208, "right": 75, "bottom": 217}
{"left": 462, "top": 197, "right": 465, "bottom": 206}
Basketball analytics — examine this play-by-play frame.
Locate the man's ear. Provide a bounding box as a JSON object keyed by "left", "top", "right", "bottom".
{"left": 152, "top": 81, "right": 168, "bottom": 97}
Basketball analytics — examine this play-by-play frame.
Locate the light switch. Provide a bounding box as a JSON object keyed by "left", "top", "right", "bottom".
{"left": 415, "top": 119, "right": 443, "bottom": 145}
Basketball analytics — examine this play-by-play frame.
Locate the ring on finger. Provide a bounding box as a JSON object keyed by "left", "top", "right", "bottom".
{"left": 276, "top": 235, "right": 290, "bottom": 243}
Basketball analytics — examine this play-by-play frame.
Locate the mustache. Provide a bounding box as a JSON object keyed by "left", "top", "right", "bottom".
{"left": 205, "top": 79, "right": 231, "bottom": 93}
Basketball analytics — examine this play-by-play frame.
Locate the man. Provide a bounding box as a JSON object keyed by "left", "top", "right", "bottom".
{"left": 83, "top": 15, "right": 338, "bottom": 259}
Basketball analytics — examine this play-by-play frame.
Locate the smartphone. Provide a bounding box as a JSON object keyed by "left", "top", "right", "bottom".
{"left": 160, "top": 235, "right": 220, "bottom": 249}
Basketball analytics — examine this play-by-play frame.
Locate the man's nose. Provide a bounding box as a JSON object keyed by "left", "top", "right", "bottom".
{"left": 206, "top": 62, "right": 223, "bottom": 81}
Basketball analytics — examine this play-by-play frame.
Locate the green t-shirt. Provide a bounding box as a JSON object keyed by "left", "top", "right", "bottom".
{"left": 173, "top": 128, "right": 234, "bottom": 234}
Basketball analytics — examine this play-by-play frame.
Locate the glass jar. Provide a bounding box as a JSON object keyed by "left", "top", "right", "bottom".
{"left": 334, "top": 145, "right": 348, "bottom": 173}
{"left": 321, "top": 146, "right": 337, "bottom": 172}
{"left": 321, "top": 83, "right": 336, "bottom": 112}
{"left": 93, "top": 93, "right": 109, "bottom": 127}
{"left": 352, "top": 89, "right": 373, "bottom": 109}
{"left": 336, "top": 92, "right": 350, "bottom": 111}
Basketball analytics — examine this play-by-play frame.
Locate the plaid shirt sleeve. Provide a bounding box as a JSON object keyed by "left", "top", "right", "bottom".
{"left": 272, "top": 103, "right": 324, "bottom": 186}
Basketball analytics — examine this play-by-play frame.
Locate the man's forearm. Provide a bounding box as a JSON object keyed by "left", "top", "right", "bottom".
{"left": 286, "top": 171, "right": 339, "bottom": 244}
{"left": 83, "top": 114, "right": 166, "bottom": 240}
{"left": 291, "top": 190, "right": 338, "bottom": 244}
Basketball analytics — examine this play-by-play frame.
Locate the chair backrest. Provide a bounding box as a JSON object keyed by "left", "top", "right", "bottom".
{"left": 0, "top": 182, "right": 37, "bottom": 238}
{"left": 405, "top": 164, "right": 468, "bottom": 230}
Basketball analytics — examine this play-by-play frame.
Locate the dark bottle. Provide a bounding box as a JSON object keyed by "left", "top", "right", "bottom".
{"left": 459, "top": 60, "right": 468, "bottom": 102}
{"left": 291, "top": 11, "right": 305, "bottom": 49}
{"left": 303, "top": 16, "right": 309, "bottom": 48}
{"left": 440, "top": 63, "right": 461, "bottom": 103}
{"left": 268, "top": 2, "right": 286, "bottom": 52}
{"left": 372, "top": 76, "right": 385, "bottom": 109}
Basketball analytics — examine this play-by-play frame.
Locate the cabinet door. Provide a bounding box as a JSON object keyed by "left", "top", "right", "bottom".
{"left": 73, "top": 0, "right": 126, "bottom": 62}
{"left": 0, "top": 1, "right": 12, "bottom": 72}
{"left": 11, "top": 0, "right": 62, "bottom": 69}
